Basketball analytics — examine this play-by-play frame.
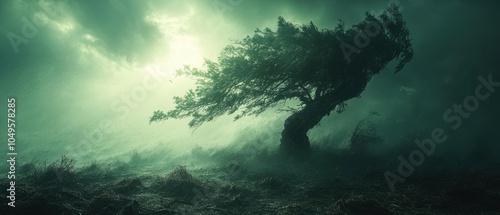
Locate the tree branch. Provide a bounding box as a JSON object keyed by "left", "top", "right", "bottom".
{"left": 297, "top": 84, "right": 313, "bottom": 102}
{"left": 314, "top": 86, "right": 323, "bottom": 100}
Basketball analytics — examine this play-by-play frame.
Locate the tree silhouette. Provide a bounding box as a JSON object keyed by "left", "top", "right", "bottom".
{"left": 150, "top": 5, "right": 413, "bottom": 157}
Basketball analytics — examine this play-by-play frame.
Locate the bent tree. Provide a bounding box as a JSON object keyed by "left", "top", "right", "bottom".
{"left": 150, "top": 6, "right": 413, "bottom": 156}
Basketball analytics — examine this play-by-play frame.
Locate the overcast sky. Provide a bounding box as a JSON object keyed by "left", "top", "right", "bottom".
{"left": 1, "top": 0, "right": 499, "bottom": 162}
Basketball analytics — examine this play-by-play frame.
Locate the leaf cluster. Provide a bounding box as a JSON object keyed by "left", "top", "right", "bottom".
{"left": 151, "top": 5, "right": 413, "bottom": 127}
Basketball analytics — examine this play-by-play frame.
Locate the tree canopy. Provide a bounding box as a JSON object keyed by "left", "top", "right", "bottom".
{"left": 150, "top": 5, "right": 413, "bottom": 133}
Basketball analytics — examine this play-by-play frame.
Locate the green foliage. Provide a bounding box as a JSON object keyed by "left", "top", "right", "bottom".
{"left": 151, "top": 5, "right": 413, "bottom": 128}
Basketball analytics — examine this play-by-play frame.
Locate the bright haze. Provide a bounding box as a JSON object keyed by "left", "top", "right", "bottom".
{"left": 0, "top": 0, "right": 499, "bottom": 165}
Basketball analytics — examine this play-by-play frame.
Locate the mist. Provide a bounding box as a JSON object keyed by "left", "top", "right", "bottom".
{"left": 1, "top": 0, "right": 500, "bottom": 214}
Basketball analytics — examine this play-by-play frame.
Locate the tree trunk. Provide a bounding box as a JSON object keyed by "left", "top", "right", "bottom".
{"left": 280, "top": 101, "right": 336, "bottom": 157}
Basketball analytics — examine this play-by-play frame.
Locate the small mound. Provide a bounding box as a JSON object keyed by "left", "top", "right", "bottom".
{"left": 151, "top": 166, "right": 203, "bottom": 201}
{"left": 257, "top": 177, "right": 290, "bottom": 191}
{"left": 113, "top": 177, "right": 144, "bottom": 194}
{"left": 87, "top": 193, "right": 140, "bottom": 215}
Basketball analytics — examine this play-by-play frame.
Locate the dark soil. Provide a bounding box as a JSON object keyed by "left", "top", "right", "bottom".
{"left": 2, "top": 155, "right": 500, "bottom": 215}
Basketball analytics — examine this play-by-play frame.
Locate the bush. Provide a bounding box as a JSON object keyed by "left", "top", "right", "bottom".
{"left": 349, "top": 112, "right": 383, "bottom": 154}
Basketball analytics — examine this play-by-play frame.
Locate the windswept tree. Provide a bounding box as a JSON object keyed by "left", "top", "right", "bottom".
{"left": 150, "top": 6, "right": 413, "bottom": 156}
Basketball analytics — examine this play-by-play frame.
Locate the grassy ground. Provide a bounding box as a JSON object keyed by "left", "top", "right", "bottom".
{"left": 2, "top": 151, "right": 500, "bottom": 215}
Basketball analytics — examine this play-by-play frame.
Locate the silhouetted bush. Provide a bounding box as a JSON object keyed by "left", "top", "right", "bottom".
{"left": 350, "top": 112, "right": 383, "bottom": 154}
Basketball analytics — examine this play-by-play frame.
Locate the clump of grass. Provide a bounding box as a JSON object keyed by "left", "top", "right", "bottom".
{"left": 113, "top": 177, "right": 144, "bottom": 194}
{"left": 257, "top": 177, "right": 289, "bottom": 190}
{"left": 19, "top": 159, "right": 47, "bottom": 179}
{"left": 21, "top": 156, "right": 78, "bottom": 186}
{"left": 86, "top": 192, "right": 139, "bottom": 215}
{"left": 77, "top": 160, "right": 114, "bottom": 183}
{"left": 42, "top": 156, "right": 77, "bottom": 186}
{"left": 151, "top": 166, "right": 203, "bottom": 201}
